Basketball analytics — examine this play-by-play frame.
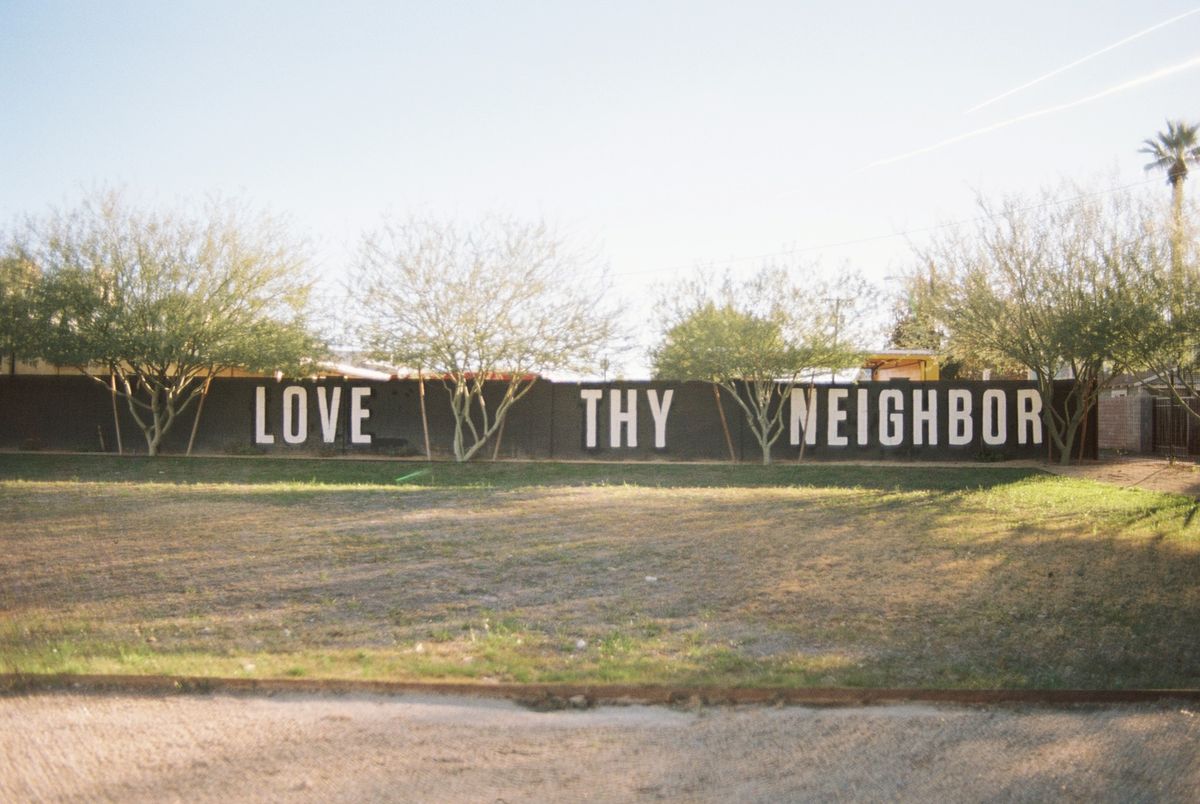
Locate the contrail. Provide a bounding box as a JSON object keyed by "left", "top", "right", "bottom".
{"left": 865, "top": 53, "right": 1200, "bottom": 171}
{"left": 967, "top": 7, "right": 1200, "bottom": 113}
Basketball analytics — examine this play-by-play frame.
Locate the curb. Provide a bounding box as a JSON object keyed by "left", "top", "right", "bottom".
{"left": 3, "top": 674, "right": 1199, "bottom": 708}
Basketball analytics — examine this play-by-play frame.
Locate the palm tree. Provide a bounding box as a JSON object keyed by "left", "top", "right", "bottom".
{"left": 1140, "top": 120, "right": 1200, "bottom": 289}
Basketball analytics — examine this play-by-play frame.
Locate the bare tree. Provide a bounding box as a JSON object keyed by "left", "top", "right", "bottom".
{"left": 351, "top": 217, "right": 620, "bottom": 462}
{"left": 11, "top": 191, "right": 319, "bottom": 455}
{"left": 924, "top": 186, "right": 1148, "bottom": 464}
{"left": 651, "top": 266, "right": 870, "bottom": 464}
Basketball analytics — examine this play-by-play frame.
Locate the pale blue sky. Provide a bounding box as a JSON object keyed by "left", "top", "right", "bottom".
{"left": 3, "top": 1, "right": 1199, "bottom": 366}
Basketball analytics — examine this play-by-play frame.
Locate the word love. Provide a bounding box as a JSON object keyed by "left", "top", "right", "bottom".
{"left": 254, "top": 385, "right": 373, "bottom": 445}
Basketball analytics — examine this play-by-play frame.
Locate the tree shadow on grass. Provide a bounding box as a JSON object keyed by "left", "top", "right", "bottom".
{"left": 3, "top": 473, "right": 1198, "bottom": 689}
{"left": 802, "top": 492, "right": 1200, "bottom": 690}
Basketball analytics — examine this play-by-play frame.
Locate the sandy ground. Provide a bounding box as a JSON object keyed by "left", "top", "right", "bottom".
{"left": 1045, "top": 455, "right": 1200, "bottom": 498}
{"left": 2, "top": 692, "right": 1198, "bottom": 803}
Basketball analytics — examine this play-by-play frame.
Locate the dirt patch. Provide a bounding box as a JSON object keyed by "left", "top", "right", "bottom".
{"left": 1045, "top": 456, "right": 1200, "bottom": 498}
{"left": 2, "top": 691, "right": 1198, "bottom": 802}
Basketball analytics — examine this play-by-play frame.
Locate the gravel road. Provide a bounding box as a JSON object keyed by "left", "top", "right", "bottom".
{"left": 3, "top": 692, "right": 1198, "bottom": 802}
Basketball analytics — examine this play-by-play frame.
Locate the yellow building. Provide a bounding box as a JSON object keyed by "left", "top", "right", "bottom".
{"left": 861, "top": 349, "right": 940, "bottom": 381}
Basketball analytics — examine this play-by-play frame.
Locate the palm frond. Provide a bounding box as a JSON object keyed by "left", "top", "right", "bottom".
{"left": 1141, "top": 120, "right": 1200, "bottom": 182}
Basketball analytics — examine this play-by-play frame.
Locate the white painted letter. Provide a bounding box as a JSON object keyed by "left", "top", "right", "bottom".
{"left": 646, "top": 389, "right": 673, "bottom": 449}
{"left": 254, "top": 386, "right": 275, "bottom": 444}
{"left": 827, "top": 388, "right": 849, "bottom": 447}
{"left": 857, "top": 388, "right": 869, "bottom": 445}
{"left": 282, "top": 386, "right": 307, "bottom": 444}
{"left": 317, "top": 386, "right": 342, "bottom": 444}
{"left": 1017, "top": 388, "right": 1043, "bottom": 445}
{"left": 948, "top": 389, "right": 972, "bottom": 446}
{"left": 581, "top": 389, "right": 603, "bottom": 449}
{"left": 350, "top": 387, "right": 372, "bottom": 445}
{"left": 789, "top": 387, "right": 818, "bottom": 446}
{"left": 610, "top": 389, "right": 637, "bottom": 448}
{"left": 879, "top": 389, "right": 904, "bottom": 446}
{"left": 912, "top": 389, "right": 938, "bottom": 446}
{"left": 983, "top": 389, "right": 1006, "bottom": 446}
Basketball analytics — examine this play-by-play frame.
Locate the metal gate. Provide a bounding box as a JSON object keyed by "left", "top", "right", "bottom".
{"left": 1153, "top": 395, "right": 1199, "bottom": 455}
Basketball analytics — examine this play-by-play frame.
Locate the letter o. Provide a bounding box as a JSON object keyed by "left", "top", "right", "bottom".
{"left": 282, "top": 386, "right": 308, "bottom": 445}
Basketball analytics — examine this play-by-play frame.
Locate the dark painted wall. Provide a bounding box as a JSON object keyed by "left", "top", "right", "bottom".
{"left": 0, "top": 376, "right": 1096, "bottom": 461}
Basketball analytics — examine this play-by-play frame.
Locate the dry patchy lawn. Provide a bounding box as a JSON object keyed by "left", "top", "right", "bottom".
{"left": 1, "top": 458, "right": 1198, "bottom": 688}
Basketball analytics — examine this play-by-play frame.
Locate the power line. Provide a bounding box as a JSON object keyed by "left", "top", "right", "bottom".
{"left": 607, "top": 177, "right": 1161, "bottom": 280}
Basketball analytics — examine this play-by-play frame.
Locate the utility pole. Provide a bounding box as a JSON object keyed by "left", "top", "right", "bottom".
{"left": 823, "top": 296, "right": 852, "bottom": 381}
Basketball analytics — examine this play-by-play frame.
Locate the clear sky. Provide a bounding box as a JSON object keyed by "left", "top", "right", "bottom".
{"left": 3, "top": 1, "right": 1199, "bottom": 371}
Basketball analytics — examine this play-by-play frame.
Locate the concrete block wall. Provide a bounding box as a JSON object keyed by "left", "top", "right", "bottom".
{"left": 1098, "top": 394, "right": 1153, "bottom": 453}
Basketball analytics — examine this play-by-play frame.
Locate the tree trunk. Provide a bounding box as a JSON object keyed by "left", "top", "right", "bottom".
{"left": 711, "top": 384, "right": 737, "bottom": 462}
{"left": 146, "top": 406, "right": 167, "bottom": 457}
{"left": 140, "top": 389, "right": 175, "bottom": 457}
{"left": 1046, "top": 392, "right": 1089, "bottom": 466}
{"left": 1172, "top": 178, "right": 1185, "bottom": 314}
{"left": 186, "top": 376, "right": 212, "bottom": 456}
{"left": 452, "top": 413, "right": 466, "bottom": 462}
{"left": 144, "top": 410, "right": 162, "bottom": 456}
{"left": 491, "top": 415, "right": 506, "bottom": 461}
{"left": 450, "top": 384, "right": 470, "bottom": 462}
{"left": 418, "top": 370, "right": 431, "bottom": 459}
{"left": 758, "top": 410, "right": 772, "bottom": 465}
{"left": 109, "top": 373, "right": 124, "bottom": 455}
{"left": 1056, "top": 427, "right": 1076, "bottom": 466}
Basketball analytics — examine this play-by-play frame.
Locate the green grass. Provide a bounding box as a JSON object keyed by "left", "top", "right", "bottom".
{"left": 0, "top": 452, "right": 1041, "bottom": 492}
{"left": 1, "top": 454, "right": 1198, "bottom": 690}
